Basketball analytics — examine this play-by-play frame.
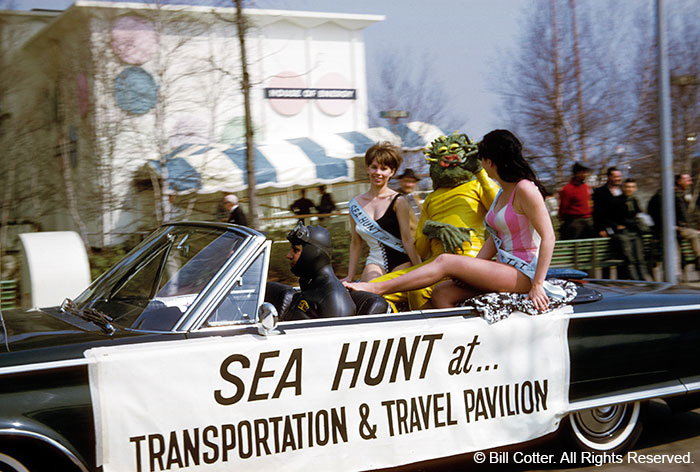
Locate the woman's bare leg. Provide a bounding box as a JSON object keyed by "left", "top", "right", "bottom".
{"left": 345, "top": 254, "right": 452, "bottom": 294}
{"left": 344, "top": 253, "right": 532, "bottom": 297}
{"left": 361, "top": 263, "right": 384, "bottom": 282}
{"left": 431, "top": 280, "right": 480, "bottom": 308}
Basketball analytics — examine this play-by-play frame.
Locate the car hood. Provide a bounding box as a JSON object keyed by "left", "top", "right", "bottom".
{"left": 0, "top": 305, "right": 112, "bottom": 354}
{"left": 573, "top": 280, "right": 700, "bottom": 312}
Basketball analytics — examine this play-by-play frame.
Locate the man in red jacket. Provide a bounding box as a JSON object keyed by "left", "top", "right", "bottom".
{"left": 558, "top": 162, "right": 593, "bottom": 240}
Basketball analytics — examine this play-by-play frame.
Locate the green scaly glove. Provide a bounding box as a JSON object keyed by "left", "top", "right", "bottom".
{"left": 463, "top": 153, "right": 482, "bottom": 174}
{"left": 422, "top": 219, "right": 475, "bottom": 255}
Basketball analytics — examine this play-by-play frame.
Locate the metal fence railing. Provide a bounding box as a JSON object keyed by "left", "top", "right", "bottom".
{"left": 0, "top": 279, "right": 17, "bottom": 310}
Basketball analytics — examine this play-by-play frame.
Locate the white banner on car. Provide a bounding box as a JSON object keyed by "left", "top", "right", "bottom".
{"left": 85, "top": 309, "right": 571, "bottom": 472}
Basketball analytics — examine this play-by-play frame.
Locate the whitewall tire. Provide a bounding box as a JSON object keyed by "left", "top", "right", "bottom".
{"left": 0, "top": 453, "right": 30, "bottom": 472}
{"left": 563, "top": 401, "right": 644, "bottom": 454}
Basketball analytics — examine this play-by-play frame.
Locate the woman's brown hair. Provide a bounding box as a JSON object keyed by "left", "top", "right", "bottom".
{"left": 364, "top": 141, "right": 403, "bottom": 171}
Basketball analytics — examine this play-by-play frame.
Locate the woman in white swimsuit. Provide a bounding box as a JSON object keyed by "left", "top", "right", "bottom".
{"left": 342, "top": 142, "right": 422, "bottom": 282}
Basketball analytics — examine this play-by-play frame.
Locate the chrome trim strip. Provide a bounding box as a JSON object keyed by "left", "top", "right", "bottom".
{"left": 569, "top": 304, "right": 700, "bottom": 318}
{"left": 568, "top": 384, "right": 688, "bottom": 411}
{"left": 176, "top": 235, "right": 267, "bottom": 333}
{"left": 0, "top": 429, "right": 89, "bottom": 472}
{"left": 169, "top": 220, "right": 261, "bottom": 239}
{"left": 400, "top": 303, "right": 700, "bottom": 320}
{"left": 0, "top": 358, "right": 88, "bottom": 376}
{"left": 187, "top": 238, "right": 270, "bottom": 332}
{"left": 0, "top": 308, "right": 9, "bottom": 353}
{"left": 682, "top": 380, "right": 700, "bottom": 392}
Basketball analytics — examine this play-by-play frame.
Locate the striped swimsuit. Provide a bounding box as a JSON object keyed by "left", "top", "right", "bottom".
{"left": 485, "top": 180, "right": 540, "bottom": 266}
{"left": 485, "top": 180, "right": 565, "bottom": 300}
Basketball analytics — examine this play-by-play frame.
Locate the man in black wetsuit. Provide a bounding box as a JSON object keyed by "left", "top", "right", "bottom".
{"left": 280, "top": 222, "right": 356, "bottom": 320}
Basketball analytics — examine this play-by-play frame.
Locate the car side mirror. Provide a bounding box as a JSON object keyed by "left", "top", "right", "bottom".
{"left": 257, "top": 302, "right": 280, "bottom": 336}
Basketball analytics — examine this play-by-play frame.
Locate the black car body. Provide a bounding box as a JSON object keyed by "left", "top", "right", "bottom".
{"left": 1, "top": 222, "right": 699, "bottom": 471}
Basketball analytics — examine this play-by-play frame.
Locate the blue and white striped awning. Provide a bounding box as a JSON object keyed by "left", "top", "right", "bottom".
{"left": 142, "top": 121, "right": 444, "bottom": 194}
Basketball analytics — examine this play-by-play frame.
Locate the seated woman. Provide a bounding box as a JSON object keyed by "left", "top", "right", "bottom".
{"left": 344, "top": 129, "right": 565, "bottom": 312}
{"left": 342, "top": 142, "right": 421, "bottom": 282}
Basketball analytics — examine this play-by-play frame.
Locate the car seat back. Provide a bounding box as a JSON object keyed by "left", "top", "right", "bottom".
{"left": 265, "top": 281, "right": 297, "bottom": 317}
{"left": 132, "top": 302, "right": 183, "bottom": 331}
{"left": 350, "top": 290, "right": 390, "bottom": 315}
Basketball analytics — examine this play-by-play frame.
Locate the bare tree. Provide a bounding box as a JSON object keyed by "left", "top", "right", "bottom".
{"left": 149, "top": 3, "right": 205, "bottom": 224}
{"left": 234, "top": 0, "right": 258, "bottom": 229}
{"left": 0, "top": 2, "right": 239, "bottom": 250}
{"left": 667, "top": 5, "right": 700, "bottom": 177}
{"left": 496, "top": 0, "right": 574, "bottom": 185}
{"left": 495, "top": 0, "right": 649, "bottom": 187}
{"left": 549, "top": 0, "right": 567, "bottom": 184}
{"left": 197, "top": 0, "right": 260, "bottom": 228}
{"left": 87, "top": 2, "right": 230, "bottom": 234}
{"left": 368, "top": 50, "right": 463, "bottom": 132}
{"left": 626, "top": 0, "right": 700, "bottom": 198}
{"left": 88, "top": 24, "right": 131, "bottom": 246}
{"left": 0, "top": 3, "right": 13, "bottom": 274}
{"left": 49, "top": 32, "right": 96, "bottom": 252}
{"left": 1, "top": 6, "right": 65, "bottom": 253}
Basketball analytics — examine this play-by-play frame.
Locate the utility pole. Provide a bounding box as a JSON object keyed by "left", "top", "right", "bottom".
{"left": 380, "top": 110, "right": 409, "bottom": 135}
{"left": 570, "top": 0, "right": 588, "bottom": 163}
{"left": 657, "top": 0, "right": 678, "bottom": 284}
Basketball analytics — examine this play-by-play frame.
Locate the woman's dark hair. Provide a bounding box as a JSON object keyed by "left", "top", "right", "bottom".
{"left": 478, "top": 129, "right": 549, "bottom": 196}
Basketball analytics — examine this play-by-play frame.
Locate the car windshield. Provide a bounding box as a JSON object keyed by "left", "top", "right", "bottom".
{"left": 73, "top": 225, "right": 246, "bottom": 330}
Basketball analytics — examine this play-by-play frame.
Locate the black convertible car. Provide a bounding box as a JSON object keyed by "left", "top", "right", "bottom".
{"left": 1, "top": 222, "right": 699, "bottom": 472}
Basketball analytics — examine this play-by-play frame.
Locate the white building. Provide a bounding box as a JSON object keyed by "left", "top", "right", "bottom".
{"left": 0, "top": 1, "right": 441, "bottom": 246}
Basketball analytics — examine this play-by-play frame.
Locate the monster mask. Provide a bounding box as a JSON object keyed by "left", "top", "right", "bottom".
{"left": 424, "top": 132, "right": 481, "bottom": 189}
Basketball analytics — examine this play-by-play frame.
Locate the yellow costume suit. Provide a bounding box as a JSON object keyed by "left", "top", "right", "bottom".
{"left": 372, "top": 168, "right": 499, "bottom": 309}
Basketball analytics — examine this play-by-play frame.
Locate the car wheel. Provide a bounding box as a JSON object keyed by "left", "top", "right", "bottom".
{"left": 0, "top": 442, "right": 80, "bottom": 472}
{"left": 562, "top": 401, "right": 644, "bottom": 454}
{"left": 0, "top": 453, "right": 30, "bottom": 472}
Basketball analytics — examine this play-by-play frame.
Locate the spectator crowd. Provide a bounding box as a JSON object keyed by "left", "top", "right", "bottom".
{"left": 558, "top": 162, "right": 700, "bottom": 281}
{"left": 290, "top": 186, "right": 337, "bottom": 224}
{"left": 220, "top": 156, "right": 699, "bottom": 284}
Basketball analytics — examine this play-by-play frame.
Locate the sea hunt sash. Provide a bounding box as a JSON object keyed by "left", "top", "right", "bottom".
{"left": 348, "top": 197, "right": 406, "bottom": 253}
{"left": 485, "top": 192, "right": 566, "bottom": 300}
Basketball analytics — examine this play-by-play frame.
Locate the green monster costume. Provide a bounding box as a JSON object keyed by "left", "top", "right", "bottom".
{"left": 371, "top": 132, "right": 500, "bottom": 309}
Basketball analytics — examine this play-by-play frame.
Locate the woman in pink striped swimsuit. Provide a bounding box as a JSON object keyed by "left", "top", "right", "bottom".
{"left": 344, "top": 129, "right": 562, "bottom": 312}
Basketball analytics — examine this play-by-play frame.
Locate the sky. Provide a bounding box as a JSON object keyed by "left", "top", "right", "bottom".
{"left": 251, "top": 0, "right": 524, "bottom": 139}
{"left": 11, "top": 0, "right": 524, "bottom": 140}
